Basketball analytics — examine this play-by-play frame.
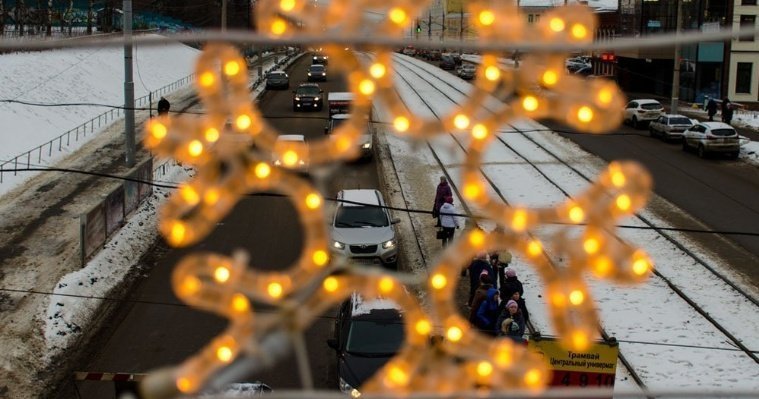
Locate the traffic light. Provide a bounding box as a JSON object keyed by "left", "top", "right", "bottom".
{"left": 600, "top": 53, "right": 616, "bottom": 62}
{"left": 416, "top": 24, "right": 422, "bottom": 33}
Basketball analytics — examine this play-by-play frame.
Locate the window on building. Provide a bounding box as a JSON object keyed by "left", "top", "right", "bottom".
{"left": 740, "top": 15, "right": 756, "bottom": 42}
{"left": 741, "top": 0, "right": 757, "bottom": 5}
{"left": 736, "top": 62, "right": 753, "bottom": 94}
{"left": 528, "top": 14, "right": 534, "bottom": 23}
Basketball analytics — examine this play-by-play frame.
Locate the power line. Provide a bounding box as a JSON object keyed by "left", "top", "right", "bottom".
{"left": 4, "top": 164, "right": 759, "bottom": 238}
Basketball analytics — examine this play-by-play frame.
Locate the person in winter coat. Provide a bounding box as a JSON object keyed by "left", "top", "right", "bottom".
{"left": 722, "top": 98, "right": 733, "bottom": 125}
{"left": 706, "top": 98, "right": 717, "bottom": 121}
{"left": 499, "top": 268, "right": 524, "bottom": 301}
{"left": 497, "top": 299, "right": 525, "bottom": 342}
{"left": 475, "top": 288, "right": 500, "bottom": 335}
{"left": 157, "top": 97, "right": 171, "bottom": 116}
{"left": 489, "top": 251, "right": 511, "bottom": 291}
{"left": 438, "top": 196, "right": 460, "bottom": 248}
{"left": 467, "top": 252, "right": 494, "bottom": 306}
{"left": 432, "top": 176, "right": 452, "bottom": 226}
{"left": 468, "top": 272, "right": 494, "bottom": 325}
{"left": 505, "top": 290, "right": 530, "bottom": 325}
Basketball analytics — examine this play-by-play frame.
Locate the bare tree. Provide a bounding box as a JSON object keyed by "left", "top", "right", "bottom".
{"left": 46, "top": 0, "right": 52, "bottom": 35}
{"left": 62, "top": 0, "right": 73, "bottom": 33}
{"left": 87, "top": 0, "right": 93, "bottom": 34}
{"left": 0, "top": 0, "right": 5, "bottom": 35}
{"left": 16, "top": 0, "right": 26, "bottom": 36}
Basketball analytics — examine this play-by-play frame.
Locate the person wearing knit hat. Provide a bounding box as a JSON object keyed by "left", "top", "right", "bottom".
{"left": 500, "top": 267, "right": 524, "bottom": 303}
{"left": 497, "top": 299, "right": 525, "bottom": 342}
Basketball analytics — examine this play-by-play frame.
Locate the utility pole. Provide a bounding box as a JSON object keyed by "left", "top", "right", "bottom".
{"left": 123, "top": 0, "right": 135, "bottom": 167}
{"left": 221, "top": 0, "right": 227, "bottom": 31}
{"left": 428, "top": 10, "right": 432, "bottom": 41}
{"left": 670, "top": 0, "right": 683, "bottom": 113}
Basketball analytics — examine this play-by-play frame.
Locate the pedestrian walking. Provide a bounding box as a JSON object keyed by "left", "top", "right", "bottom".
{"left": 467, "top": 252, "right": 494, "bottom": 306}
{"left": 497, "top": 299, "right": 526, "bottom": 343}
{"left": 722, "top": 98, "right": 733, "bottom": 125}
{"left": 475, "top": 288, "right": 500, "bottom": 336}
{"left": 432, "top": 176, "right": 452, "bottom": 227}
{"left": 438, "top": 196, "right": 459, "bottom": 248}
{"left": 706, "top": 98, "right": 717, "bottom": 121}
{"left": 468, "top": 272, "right": 494, "bottom": 325}
{"left": 157, "top": 97, "right": 171, "bottom": 116}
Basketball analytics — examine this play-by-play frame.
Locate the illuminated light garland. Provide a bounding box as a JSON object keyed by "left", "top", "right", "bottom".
{"left": 139, "top": 0, "right": 657, "bottom": 396}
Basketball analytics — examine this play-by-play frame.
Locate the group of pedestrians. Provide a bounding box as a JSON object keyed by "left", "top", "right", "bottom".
{"left": 706, "top": 97, "right": 734, "bottom": 124}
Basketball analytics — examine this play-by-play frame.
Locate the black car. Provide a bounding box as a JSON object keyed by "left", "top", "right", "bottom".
{"left": 307, "top": 64, "right": 327, "bottom": 82}
{"left": 327, "top": 293, "right": 405, "bottom": 396}
{"left": 265, "top": 70, "right": 289, "bottom": 90}
{"left": 293, "top": 83, "right": 324, "bottom": 112}
{"left": 312, "top": 53, "right": 328, "bottom": 65}
{"left": 439, "top": 55, "right": 456, "bottom": 70}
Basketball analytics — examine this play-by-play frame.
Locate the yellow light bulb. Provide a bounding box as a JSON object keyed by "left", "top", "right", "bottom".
{"left": 271, "top": 18, "right": 287, "bottom": 35}
{"left": 213, "top": 266, "right": 231, "bottom": 283}
{"left": 524, "top": 368, "right": 542, "bottom": 387}
{"left": 569, "top": 289, "right": 585, "bottom": 305}
{"left": 236, "top": 114, "right": 252, "bottom": 130}
{"left": 378, "top": 277, "right": 395, "bottom": 293}
{"left": 393, "top": 116, "right": 409, "bottom": 132}
{"left": 611, "top": 171, "right": 626, "bottom": 187}
{"left": 616, "top": 194, "right": 631, "bottom": 211}
{"left": 485, "top": 65, "right": 500, "bottom": 81}
{"left": 571, "top": 23, "right": 588, "bottom": 39}
{"left": 313, "top": 250, "right": 329, "bottom": 266}
{"left": 471, "top": 124, "right": 489, "bottom": 140}
{"left": 569, "top": 205, "right": 584, "bottom": 223}
{"left": 571, "top": 330, "right": 590, "bottom": 351}
{"left": 204, "top": 127, "right": 220, "bottom": 142}
{"left": 522, "top": 95, "right": 539, "bottom": 112}
{"left": 527, "top": 240, "right": 543, "bottom": 257}
{"left": 632, "top": 252, "right": 651, "bottom": 276}
{"left": 446, "top": 326, "right": 463, "bottom": 342}
{"left": 577, "top": 106, "right": 594, "bottom": 123}
{"left": 388, "top": 7, "right": 407, "bottom": 24}
{"left": 199, "top": 72, "right": 215, "bottom": 88}
{"left": 463, "top": 182, "right": 482, "bottom": 199}
{"left": 369, "top": 63, "right": 386, "bottom": 79}
{"left": 179, "top": 275, "right": 201, "bottom": 297}
{"left": 430, "top": 273, "right": 447, "bottom": 290}
{"left": 254, "top": 162, "right": 271, "bottom": 179}
{"left": 282, "top": 150, "right": 299, "bottom": 166}
{"left": 592, "top": 256, "right": 612, "bottom": 277}
{"left": 493, "top": 343, "right": 513, "bottom": 367}
{"left": 478, "top": 10, "right": 495, "bottom": 26}
{"left": 280, "top": 0, "right": 295, "bottom": 11}
{"left": 551, "top": 292, "right": 566, "bottom": 307}
{"left": 415, "top": 319, "right": 431, "bottom": 335}
{"left": 549, "top": 17, "right": 565, "bottom": 32}
{"left": 358, "top": 79, "right": 375, "bottom": 95}
{"left": 305, "top": 193, "right": 322, "bottom": 210}
{"left": 170, "top": 222, "right": 186, "bottom": 245}
{"left": 468, "top": 229, "right": 485, "bottom": 248}
{"left": 267, "top": 282, "right": 284, "bottom": 298}
{"left": 176, "top": 376, "right": 196, "bottom": 393}
{"left": 216, "top": 345, "right": 234, "bottom": 363}
{"left": 323, "top": 276, "right": 339, "bottom": 292}
{"left": 542, "top": 70, "right": 558, "bottom": 86}
{"left": 387, "top": 365, "right": 409, "bottom": 386}
{"left": 511, "top": 209, "right": 528, "bottom": 232}
{"left": 224, "top": 60, "right": 240, "bottom": 77}
{"left": 583, "top": 237, "right": 600, "bottom": 254}
{"left": 476, "top": 361, "right": 493, "bottom": 377}
{"left": 231, "top": 293, "right": 249, "bottom": 312}
{"left": 453, "top": 114, "right": 470, "bottom": 129}
{"left": 598, "top": 88, "right": 613, "bottom": 105}
{"left": 204, "top": 189, "right": 219, "bottom": 206}
{"left": 150, "top": 122, "right": 167, "bottom": 140}
{"left": 188, "top": 140, "right": 203, "bottom": 157}
{"left": 180, "top": 185, "right": 200, "bottom": 206}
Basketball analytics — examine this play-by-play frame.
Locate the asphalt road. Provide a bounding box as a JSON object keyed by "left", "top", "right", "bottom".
{"left": 70, "top": 54, "right": 381, "bottom": 398}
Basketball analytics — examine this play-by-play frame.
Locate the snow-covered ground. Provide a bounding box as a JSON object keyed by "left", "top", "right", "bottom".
{"left": 2, "top": 38, "right": 759, "bottom": 398}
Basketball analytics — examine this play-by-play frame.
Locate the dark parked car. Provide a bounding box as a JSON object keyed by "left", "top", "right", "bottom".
{"left": 293, "top": 83, "right": 323, "bottom": 112}
{"left": 312, "top": 53, "right": 328, "bottom": 65}
{"left": 439, "top": 54, "right": 456, "bottom": 70}
{"left": 265, "top": 70, "right": 289, "bottom": 90}
{"left": 307, "top": 64, "right": 327, "bottom": 82}
{"left": 327, "top": 293, "right": 405, "bottom": 397}
{"left": 428, "top": 49, "right": 442, "bottom": 61}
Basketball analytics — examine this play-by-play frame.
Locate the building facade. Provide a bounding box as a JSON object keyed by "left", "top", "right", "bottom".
{"left": 728, "top": 0, "right": 759, "bottom": 107}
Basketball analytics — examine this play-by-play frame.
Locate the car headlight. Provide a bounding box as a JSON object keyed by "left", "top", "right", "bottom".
{"left": 314, "top": 96, "right": 320, "bottom": 101}
{"left": 339, "top": 378, "right": 360, "bottom": 397}
{"left": 362, "top": 142, "right": 372, "bottom": 149}
{"left": 295, "top": 96, "right": 300, "bottom": 101}
{"left": 313, "top": 56, "right": 317, "bottom": 60}
{"left": 382, "top": 239, "right": 395, "bottom": 249}
{"left": 308, "top": 72, "right": 312, "bottom": 76}
{"left": 322, "top": 72, "right": 326, "bottom": 76}
{"left": 332, "top": 240, "right": 345, "bottom": 249}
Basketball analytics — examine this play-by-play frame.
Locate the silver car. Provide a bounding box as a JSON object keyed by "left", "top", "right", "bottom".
{"left": 648, "top": 114, "right": 694, "bottom": 141}
{"left": 330, "top": 189, "right": 399, "bottom": 269}
{"left": 682, "top": 122, "right": 740, "bottom": 159}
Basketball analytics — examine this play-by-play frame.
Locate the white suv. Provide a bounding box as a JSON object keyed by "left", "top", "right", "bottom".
{"left": 330, "top": 189, "right": 399, "bottom": 269}
{"left": 624, "top": 99, "right": 664, "bottom": 129}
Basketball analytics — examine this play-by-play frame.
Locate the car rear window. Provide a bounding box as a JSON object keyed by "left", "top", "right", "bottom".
{"left": 268, "top": 72, "right": 285, "bottom": 78}
{"left": 335, "top": 206, "right": 388, "bottom": 227}
{"left": 669, "top": 117, "right": 691, "bottom": 125}
{"left": 711, "top": 128, "right": 736, "bottom": 137}
{"left": 346, "top": 319, "right": 404, "bottom": 354}
{"left": 641, "top": 103, "right": 662, "bottom": 110}
{"left": 310, "top": 65, "right": 325, "bottom": 71}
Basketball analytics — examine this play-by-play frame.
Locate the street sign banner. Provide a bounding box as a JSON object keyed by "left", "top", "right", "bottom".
{"left": 528, "top": 338, "right": 619, "bottom": 390}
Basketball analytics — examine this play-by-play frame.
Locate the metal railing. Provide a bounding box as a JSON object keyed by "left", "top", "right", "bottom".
{"left": 0, "top": 73, "right": 195, "bottom": 183}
